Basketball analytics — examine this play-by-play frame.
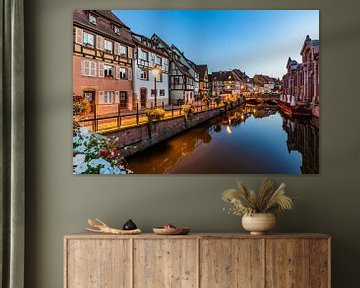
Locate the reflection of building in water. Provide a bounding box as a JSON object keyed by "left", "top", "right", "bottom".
{"left": 282, "top": 116, "right": 319, "bottom": 173}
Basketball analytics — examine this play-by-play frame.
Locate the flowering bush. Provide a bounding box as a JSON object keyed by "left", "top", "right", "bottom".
{"left": 146, "top": 108, "right": 166, "bottom": 122}
{"left": 223, "top": 94, "right": 240, "bottom": 108}
{"left": 73, "top": 94, "right": 92, "bottom": 130}
{"left": 181, "top": 103, "right": 195, "bottom": 121}
{"left": 73, "top": 127, "right": 132, "bottom": 174}
{"left": 202, "top": 97, "right": 211, "bottom": 110}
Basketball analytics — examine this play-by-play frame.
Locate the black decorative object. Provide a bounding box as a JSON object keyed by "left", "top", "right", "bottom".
{"left": 123, "top": 219, "right": 137, "bottom": 230}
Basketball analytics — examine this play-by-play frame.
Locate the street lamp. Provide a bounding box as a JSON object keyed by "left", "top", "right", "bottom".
{"left": 151, "top": 65, "right": 160, "bottom": 108}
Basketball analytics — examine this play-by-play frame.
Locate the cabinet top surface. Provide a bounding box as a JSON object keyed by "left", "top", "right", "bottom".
{"left": 64, "top": 232, "right": 330, "bottom": 240}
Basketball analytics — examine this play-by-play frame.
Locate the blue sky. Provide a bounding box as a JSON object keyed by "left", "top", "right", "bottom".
{"left": 113, "top": 10, "right": 319, "bottom": 78}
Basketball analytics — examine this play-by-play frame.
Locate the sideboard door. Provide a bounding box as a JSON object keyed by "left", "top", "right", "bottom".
{"left": 133, "top": 239, "right": 198, "bottom": 288}
{"left": 66, "top": 239, "right": 131, "bottom": 288}
{"left": 200, "top": 239, "right": 264, "bottom": 288}
{"left": 265, "top": 238, "right": 329, "bottom": 288}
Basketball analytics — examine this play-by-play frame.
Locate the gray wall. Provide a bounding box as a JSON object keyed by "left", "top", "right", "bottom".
{"left": 25, "top": 0, "right": 360, "bottom": 287}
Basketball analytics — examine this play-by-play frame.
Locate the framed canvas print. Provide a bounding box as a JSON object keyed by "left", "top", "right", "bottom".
{"left": 72, "top": 10, "right": 319, "bottom": 174}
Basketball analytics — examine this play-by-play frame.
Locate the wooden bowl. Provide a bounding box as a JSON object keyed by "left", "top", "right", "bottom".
{"left": 153, "top": 227, "right": 190, "bottom": 235}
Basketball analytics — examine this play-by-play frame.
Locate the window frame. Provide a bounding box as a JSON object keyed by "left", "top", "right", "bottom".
{"left": 104, "top": 39, "right": 113, "bottom": 53}
{"left": 104, "top": 64, "right": 114, "bottom": 78}
{"left": 82, "top": 31, "right": 95, "bottom": 48}
{"left": 103, "top": 91, "right": 114, "bottom": 104}
{"left": 89, "top": 14, "right": 97, "bottom": 25}
{"left": 119, "top": 67, "right": 127, "bottom": 79}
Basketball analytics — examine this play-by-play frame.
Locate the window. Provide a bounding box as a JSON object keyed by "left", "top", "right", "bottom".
{"left": 119, "top": 45, "right": 127, "bottom": 56}
{"left": 104, "top": 64, "right": 114, "bottom": 77}
{"left": 156, "top": 56, "right": 162, "bottom": 65}
{"left": 104, "top": 91, "right": 114, "bottom": 104}
{"left": 104, "top": 40, "right": 113, "bottom": 53}
{"left": 89, "top": 14, "right": 97, "bottom": 25}
{"left": 119, "top": 67, "right": 127, "bottom": 79}
{"left": 151, "top": 89, "right": 156, "bottom": 96}
{"left": 114, "top": 26, "right": 120, "bottom": 34}
{"left": 83, "top": 32, "right": 94, "bottom": 48}
{"left": 119, "top": 91, "right": 127, "bottom": 108}
{"left": 156, "top": 72, "right": 162, "bottom": 82}
{"left": 83, "top": 60, "right": 97, "bottom": 77}
{"left": 140, "top": 70, "right": 148, "bottom": 80}
{"left": 174, "top": 77, "right": 180, "bottom": 85}
{"left": 160, "top": 89, "right": 165, "bottom": 96}
{"left": 140, "top": 50, "right": 149, "bottom": 61}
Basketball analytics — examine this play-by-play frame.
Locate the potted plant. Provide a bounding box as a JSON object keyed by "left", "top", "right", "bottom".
{"left": 222, "top": 179, "right": 294, "bottom": 235}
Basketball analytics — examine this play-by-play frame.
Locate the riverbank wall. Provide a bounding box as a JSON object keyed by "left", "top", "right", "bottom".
{"left": 104, "top": 108, "right": 224, "bottom": 158}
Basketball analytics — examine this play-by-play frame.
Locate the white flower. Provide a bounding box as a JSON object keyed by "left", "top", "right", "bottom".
{"left": 73, "top": 154, "right": 86, "bottom": 166}
{"left": 79, "top": 127, "right": 90, "bottom": 136}
{"left": 100, "top": 167, "right": 111, "bottom": 174}
{"left": 75, "top": 145, "right": 86, "bottom": 153}
{"left": 74, "top": 162, "right": 88, "bottom": 174}
{"left": 88, "top": 158, "right": 100, "bottom": 168}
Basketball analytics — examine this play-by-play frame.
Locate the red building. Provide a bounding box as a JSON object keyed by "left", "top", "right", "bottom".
{"left": 282, "top": 35, "right": 320, "bottom": 117}
{"left": 73, "top": 10, "right": 135, "bottom": 119}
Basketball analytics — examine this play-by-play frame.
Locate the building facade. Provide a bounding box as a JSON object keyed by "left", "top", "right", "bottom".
{"left": 282, "top": 35, "right": 319, "bottom": 116}
{"left": 152, "top": 34, "right": 195, "bottom": 104}
{"left": 210, "top": 70, "right": 243, "bottom": 98}
{"left": 196, "top": 65, "right": 209, "bottom": 97}
{"left": 73, "top": 10, "right": 135, "bottom": 116}
{"left": 132, "top": 33, "right": 169, "bottom": 108}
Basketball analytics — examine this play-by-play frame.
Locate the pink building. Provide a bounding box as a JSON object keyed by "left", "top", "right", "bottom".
{"left": 282, "top": 35, "right": 320, "bottom": 117}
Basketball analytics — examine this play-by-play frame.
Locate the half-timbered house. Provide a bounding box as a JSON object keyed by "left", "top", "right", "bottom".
{"left": 131, "top": 33, "right": 169, "bottom": 108}
{"left": 151, "top": 34, "right": 195, "bottom": 104}
{"left": 73, "top": 10, "right": 135, "bottom": 117}
{"left": 195, "top": 65, "right": 209, "bottom": 97}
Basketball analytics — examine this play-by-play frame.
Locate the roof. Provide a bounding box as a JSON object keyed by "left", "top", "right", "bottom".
{"left": 73, "top": 10, "right": 134, "bottom": 46}
{"left": 211, "top": 70, "right": 242, "bottom": 82}
{"left": 131, "top": 32, "right": 168, "bottom": 58}
{"left": 151, "top": 34, "right": 194, "bottom": 79}
{"left": 95, "top": 10, "right": 130, "bottom": 29}
{"left": 232, "top": 69, "right": 250, "bottom": 82}
{"left": 195, "top": 65, "right": 208, "bottom": 79}
{"left": 300, "top": 35, "right": 320, "bottom": 55}
{"left": 252, "top": 74, "right": 275, "bottom": 86}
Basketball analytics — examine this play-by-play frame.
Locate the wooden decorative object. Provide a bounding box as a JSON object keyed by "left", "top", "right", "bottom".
{"left": 64, "top": 233, "right": 331, "bottom": 288}
{"left": 153, "top": 227, "right": 190, "bottom": 235}
{"left": 86, "top": 218, "right": 142, "bottom": 235}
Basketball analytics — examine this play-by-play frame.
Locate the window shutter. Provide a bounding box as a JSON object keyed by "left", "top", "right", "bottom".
{"left": 96, "top": 35, "right": 104, "bottom": 50}
{"left": 115, "top": 91, "right": 120, "bottom": 103}
{"left": 75, "top": 27, "right": 83, "bottom": 44}
{"left": 115, "top": 65, "right": 120, "bottom": 79}
{"left": 128, "top": 67, "right": 133, "bottom": 81}
{"left": 98, "top": 63, "right": 104, "bottom": 78}
{"left": 114, "top": 42, "right": 120, "bottom": 55}
{"left": 128, "top": 46, "right": 133, "bottom": 59}
{"left": 81, "top": 59, "right": 85, "bottom": 75}
{"left": 97, "top": 91, "right": 105, "bottom": 104}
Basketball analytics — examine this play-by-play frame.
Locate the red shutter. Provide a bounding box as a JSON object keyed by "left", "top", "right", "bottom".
{"left": 97, "top": 91, "right": 104, "bottom": 104}
{"left": 96, "top": 35, "right": 104, "bottom": 50}
{"left": 127, "top": 67, "right": 133, "bottom": 81}
{"left": 98, "top": 63, "right": 104, "bottom": 78}
{"left": 75, "top": 27, "right": 83, "bottom": 44}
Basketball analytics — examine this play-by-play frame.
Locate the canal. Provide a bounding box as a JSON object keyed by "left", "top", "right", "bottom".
{"left": 126, "top": 104, "right": 319, "bottom": 174}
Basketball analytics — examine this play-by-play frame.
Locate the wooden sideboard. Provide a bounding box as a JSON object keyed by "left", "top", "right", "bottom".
{"left": 64, "top": 233, "right": 330, "bottom": 288}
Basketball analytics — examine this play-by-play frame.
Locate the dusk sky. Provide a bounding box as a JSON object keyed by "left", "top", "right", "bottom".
{"left": 113, "top": 10, "right": 319, "bottom": 78}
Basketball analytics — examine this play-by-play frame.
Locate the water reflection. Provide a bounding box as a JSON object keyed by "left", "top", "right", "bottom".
{"left": 127, "top": 104, "right": 319, "bottom": 174}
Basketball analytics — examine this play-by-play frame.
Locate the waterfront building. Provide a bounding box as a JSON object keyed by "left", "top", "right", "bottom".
{"left": 195, "top": 65, "right": 209, "bottom": 97}
{"left": 211, "top": 70, "right": 243, "bottom": 98}
{"left": 282, "top": 35, "right": 319, "bottom": 116}
{"left": 151, "top": 34, "right": 195, "bottom": 104}
{"left": 252, "top": 74, "right": 277, "bottom": 94}
{"left": 73, "top": 10, "right": 135, "bottom": 115}
{"left": 232, "top": 69, "right": 252, "bottom": 95}
{"left": 131, "top": 33, "right": 170, "bottom": 108}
